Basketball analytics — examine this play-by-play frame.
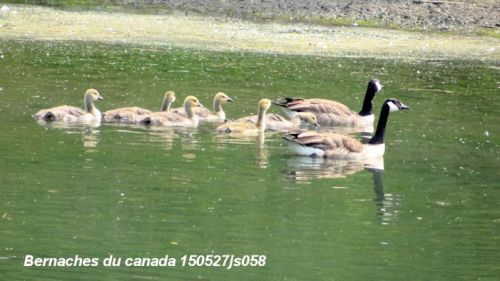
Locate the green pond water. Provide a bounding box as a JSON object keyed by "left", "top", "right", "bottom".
{"left": 0, "top": 40, "right": 499, "bottom": 280}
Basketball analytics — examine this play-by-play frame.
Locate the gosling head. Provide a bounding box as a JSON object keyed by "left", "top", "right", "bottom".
{"left": 184, "top": 96, "right": 204, "bottom": 108}
{"left": 368, "top": 79, "right": 383, "bottom": 93}
{"left": 164, "top": 90, "right": 176, "bottom": 103}
{"left": 385, "top": 98, "right": 410, "bottom": 112}
{"left": 85, "top": 89, "right": 104, "bottom": 101}
{"left": 258, "top": 99, "right": 272, "bottom": 111}
{"left": 215, "top": 92, "right": 233, "bottom": 104}
{"left": 297, "top": 112, "right": 319, "bottom": 127}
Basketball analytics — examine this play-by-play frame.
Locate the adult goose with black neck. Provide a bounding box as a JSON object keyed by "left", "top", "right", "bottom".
{"left": 282, "top": 98, "right": 409, "bottom": 159}
{"left": 273, "top": 79, "right": 382, "bottom": 130}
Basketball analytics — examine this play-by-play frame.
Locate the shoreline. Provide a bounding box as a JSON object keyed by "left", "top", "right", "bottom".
{"left": 0, "top": 5, "right": 499, "bottom": 61}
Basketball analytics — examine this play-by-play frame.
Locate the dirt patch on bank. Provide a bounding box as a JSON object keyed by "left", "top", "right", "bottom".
{"left": 36, "top": 0, "right": 500, "bottom": 32}
{"left": 0, "top": 5, "right": 498, "bottom": 61}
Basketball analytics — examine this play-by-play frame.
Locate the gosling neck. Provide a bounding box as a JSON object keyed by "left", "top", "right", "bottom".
{"left": 161, "top": 96, "right": 172, "bottom": 112}
{"left": 84, "top": 94, "right": 95, "bottom": 114}
{"left": 184, "top": 102, "right": 199, "bottom": 126}
{"left": 213, "top": 98, "right": 225, "bottom": 119}
{"left": 291, "top": 115, "right": 302, "bottom": 127}
{"left": 359, "top": 85, "right": 377, "bottom": 116}
{"left": 369, "top": 103, "right": 390, "bottom": 145}
{"left": 255, "top": 107, "right": 267, "bottom": 131}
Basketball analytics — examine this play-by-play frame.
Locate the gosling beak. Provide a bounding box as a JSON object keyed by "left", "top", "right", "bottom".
{"left": 198, "top": 102, "right": 204, "bottom": 108}
{"left": 98, "top": 95, "right": 104, "bottom": 100}
{"left": 314, "top": 123, "right": 320, "bottom": 128}
{"left": 227, "top": 96, "right": 233, "bottom": 102}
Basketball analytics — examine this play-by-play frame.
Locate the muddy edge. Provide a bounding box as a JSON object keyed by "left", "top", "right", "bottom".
{"left": 74, "top": 0, "right": 499, "bottom": 32}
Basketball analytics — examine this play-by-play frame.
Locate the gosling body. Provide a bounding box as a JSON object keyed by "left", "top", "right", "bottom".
{"left": 236, "top": 112, "right": 319, "bottom": 132}
{"left": 217, "top": 99, "right": 272, "bottom": 136}
{"left": 172, "top": 92, "right": 233, "bottom": 122}
{"left": 103, "top": 91, "right": 176, "bottom": 124}
{"left": 139, "top": 96, "right": 203, "bottom": 127}
{"left": 34, "top": 89, "right": 104, "bottom": 123}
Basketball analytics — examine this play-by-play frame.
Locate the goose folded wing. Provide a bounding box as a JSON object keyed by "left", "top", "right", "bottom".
{"left": 288, "top": 131, "right": 363, "bottom": 153}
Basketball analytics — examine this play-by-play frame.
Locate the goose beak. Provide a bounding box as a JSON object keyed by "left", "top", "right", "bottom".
{"left": 227, "top": 96, "right": 233, "bottom": 102}
{"left": 198, "top": 102, "right": 204, "bottom": 108}
{"left": 98, "top": 95, "right": 104, "bottom": 100}
{"left": 400, "top": 102, "right": 410, "bottom": 110}
{"left": 314, "top": 123, "right": 320, "bottom": 128}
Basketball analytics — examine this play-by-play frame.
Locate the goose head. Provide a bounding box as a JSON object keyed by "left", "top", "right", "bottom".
{"left": 258, "top": 99, "right": 272, "bottom": 112}
{"left": 368, "top": 79, "right": 383, "bottom": 93}
{"left": 161, "top": 90, "right": 176, "bottom": 112}
{"left": 85, "top": 89, "right": 104, "bottom": 101}
{"left": 214, "top": 92, "right": 233, "bottom": 104}
{"left": 84, "top": 88, "right": 103, "bottom": 114}
{"left": 385, "top": 98, "right": 410, "bottom": 112}
{"left": 184, "top": 96, "right": 204, "bottom": 109}
{"left": 296, "top": 112, "right": 319, "bottom": 128}
{"left": 164, "top": 90, "right": 176, "bottom": 104}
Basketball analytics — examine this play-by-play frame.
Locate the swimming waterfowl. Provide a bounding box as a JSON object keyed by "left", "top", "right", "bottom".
{"left": 138, "top": 96, "right": 203, "bottom": 127}
{"left": 236, "top": 112, "right": 319, "bottom": 132}
{"left": 283, "top": 98, "right": 409, "bottom": 159}
{"left": 34, "top": 88, "right": 104, "bottom": 123}
{"left": 273, "top": 79, "right": 382, "bottom": 129}
{"left": 172, "top": 92, "right": 233, "bottom": 121}
{"left": 216, "top": 99, "right": 272, "bottom": 135}
{"left": 103, "top": 90, "right": 176, "bottom": 123}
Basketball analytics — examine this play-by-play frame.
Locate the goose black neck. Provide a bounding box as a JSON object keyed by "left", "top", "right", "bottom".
{"left": 369, "top": 103, "right": 390, "bottom": 144}
{"left": 358, "top": 85, "right": 377, "bottom": 116}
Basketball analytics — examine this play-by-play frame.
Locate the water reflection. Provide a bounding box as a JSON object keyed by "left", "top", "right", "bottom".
{"left": 285, "top": 156, "right": 399, "bottom": 224}
{"left": 36, "top": 121, "right": 101, "bottom": 150}
{"left": 285, "top": 157, "right": 367, "bottom": 181}
{"left": 212, "top": 132, "right": 269, "bottom": 168}
{"left": 367, "top": 168, "right": 399, "bottom": 225}
{"left": 82, "top": 128, "right": 100, "bottom": 150}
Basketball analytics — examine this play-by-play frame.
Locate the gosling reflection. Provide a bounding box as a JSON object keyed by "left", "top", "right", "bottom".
{"left": 146, "top": 127, "right": 199, "bottom": 151}
{"left": 256, "top": 132, "right": 268, "bottom": 169}
{"left": 82, "top": 127, "right": 100, "bottom": 150}
{"left": 36, "top": 120, "right": 101, "bottom": 149}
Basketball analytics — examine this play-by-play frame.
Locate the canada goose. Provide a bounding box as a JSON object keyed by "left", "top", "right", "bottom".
{"left": 138, "top": 96, "right": 203, "bottom": 127}
{"left": 273, "top": 79, "right": 382, "bottom": 129}
{"left": 283, "top": 98, "right": 409, "bottom": 159}
{"left": 103, "top": 90, "right": 176, "bottom": 123}
{"left": 172, "top": 92, "right": 233, "bottom": 121}
{"left": 34, "top": 89, "right": 104, "bottom": 123}
{"left": 236, "top": 112, "right": 319, "bottom": 132}
{"left": 216, "top": 99, "right": 272, "bottom": 135}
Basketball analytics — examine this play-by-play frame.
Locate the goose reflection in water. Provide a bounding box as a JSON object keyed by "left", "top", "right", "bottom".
{"left": 36, "top": 121, "right": 101, "bottom": 150}
{"left": 140, "top": 125, "right": 200, "bottom": 151}
{"left": 213, "top": 131, "right": 269, "bottom": 169}
{"left": 285, "top": 156, "right": 399, "bottom": 225}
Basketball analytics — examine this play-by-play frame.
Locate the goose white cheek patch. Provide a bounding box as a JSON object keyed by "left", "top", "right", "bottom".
{"left": 388, "top": 102, "right": 399, "bottom": 112}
